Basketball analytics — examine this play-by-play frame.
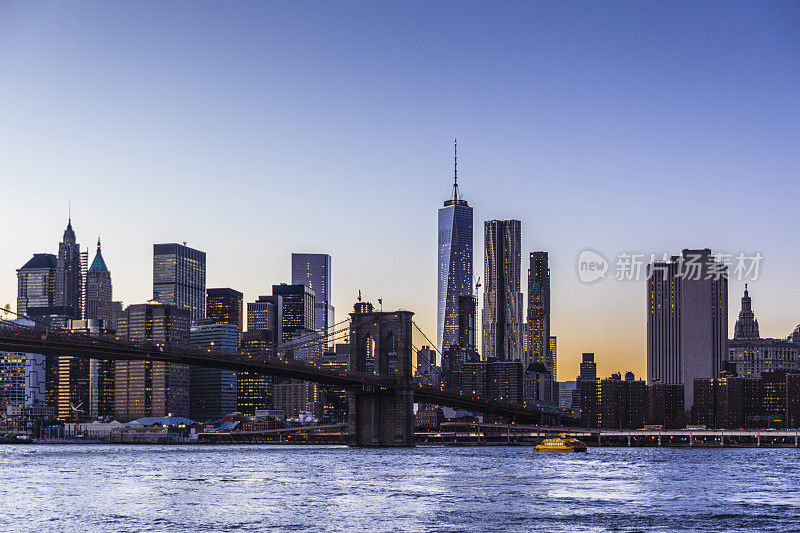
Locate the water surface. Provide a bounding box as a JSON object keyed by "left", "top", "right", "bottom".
{"left": 0, "top": 445, "right": 797, "bottom": 532}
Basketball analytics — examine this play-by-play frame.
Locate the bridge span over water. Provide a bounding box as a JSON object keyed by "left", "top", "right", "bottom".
{"left": 0, "top": 308, "right": 576, "bottom": 445}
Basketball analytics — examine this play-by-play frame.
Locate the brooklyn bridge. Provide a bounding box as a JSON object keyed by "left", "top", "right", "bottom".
{"left": 0, "top": 307, "right": 577, "bottom": 446}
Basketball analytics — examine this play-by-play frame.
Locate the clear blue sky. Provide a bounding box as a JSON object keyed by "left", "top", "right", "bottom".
{"left": 1, "top": 2, "right": 798, "bottom": 380}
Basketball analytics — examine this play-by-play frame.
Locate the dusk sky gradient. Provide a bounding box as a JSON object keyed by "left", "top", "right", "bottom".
{"left": 1, "top": 2, "right": 798, "bottom": 380}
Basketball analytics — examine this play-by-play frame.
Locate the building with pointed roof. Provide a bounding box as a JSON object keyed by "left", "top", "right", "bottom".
{"left": 437, "top": 139, "right": 473, "bottom": 354}
{"left": 55, "top": 218, "right": 83, "bottom": 319}
{"left": 733, "top": 284, "right": 759, "bottom": 340}
{"left": 728, "top": 286, "right": 800, "bottom": 377}
{"left": 85, "top": 238, "right": 112, "bottom": 323}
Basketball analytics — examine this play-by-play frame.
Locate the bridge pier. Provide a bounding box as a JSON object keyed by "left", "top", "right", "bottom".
{"left": 349, "top": 387, "right": 414, "bottom": 446}
{"left": 348, "top": 308, "right": 415, "bottom": 446}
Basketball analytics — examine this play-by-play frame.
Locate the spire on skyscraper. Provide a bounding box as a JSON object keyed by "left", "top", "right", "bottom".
{"left": 63, "top": 214, "right": 75, "bottom": 244}
{"left": 734, "top": 283, "right": 759, "bottom": 339}
{"left": 89, "top": 236, "right": 108, "bottom": 273}
{"left": 444, "top": 139, "right": 467, "bottom": 207}
{"left": 452, "top": 138, "right": 459, "bottom": 202}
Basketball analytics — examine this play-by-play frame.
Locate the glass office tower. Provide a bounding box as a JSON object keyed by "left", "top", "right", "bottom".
{"left": 437, "top": 141, "right": 473, "bottom": 354}
{"left": 153, "top": 243, "right": 206, "bottom": 323}
{"left": 291, "top": 254, "right": 334, "bottom": 346}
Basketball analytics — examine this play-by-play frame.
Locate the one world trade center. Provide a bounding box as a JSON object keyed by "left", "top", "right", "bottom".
{"left": 437, "top": 140, "right": 473, "bottom": 355}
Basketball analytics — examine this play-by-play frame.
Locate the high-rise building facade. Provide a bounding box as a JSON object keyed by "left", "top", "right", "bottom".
{"left": 647, "top": 249, "right": 728, "bottom": 409}
{"left": 272, "top": 380, "right": 322, "bottom": 419}
{"left": 16, "top": 254, "right": 57, "bottom": 317}
{"left": 549, "top": 336, "right": 558, "bottom": 379}
{"left": 272, "top": 284, "right": 315, "bottom": 344}
{"left": 84, "top": 239, "right": 112, "bottom": 323}
{"left": 728, "top": 289, "right": 800, "bottom": 376}
{"left": 247, "top": 295, "right": 282, "bottom": 339}
{"left": 0, "top": 352, "right": 28, "bottom": 412}
{"left": 207, "top": 288, "right": 243, "bottom": 343}
{"left": 56, "top": 355, "right": 89, "bottom": 422}
{"left": 238, "top": 330, "right": 276, "bottom": 415}
{"left": 460, "top": 359, "right": 523, "bottom": 402}
{"left": 114, "top": 302, "right": 190, "bottom": 421}
{"left": 733, "top": 284, "right": 759, "bottom": 340}
{"left": 153, "top": 243, "right": 206, "bottom": 323}
{"left": 482, "top": 219, "right": 523, "bottom": 361}
{"left": 55, "top": 319, "right": 114, "bottom": 422}
{"left": 579, "top": 353, "right": 597, "bottom": 380}
{"left": 55, "top": 219, "right": 83, "bottom": 319}
{"left": 15, "top": 256, "right": 58, "bottom": 407}
{"left": 0, "top": 351, "right": 47, "bottom": 415}
{"left": 526, "top": 251, "right": 551, "bottom": 370}
{"left": 442, "top": 295, "right": 478, "bottom": 388}
{"left": 189, "top": 321, "right": 238, "bottom": 421}
{"left": 291, "top": 254, "right": 334, "bottom": 346}
{"left": 437, "top": 142, "right": 473, "bottom": 354}
{"left": 239, "top": 296, "right": 282, "bottom": 415}
{"left": 580, "top": 374, "right": 648, "bottom": 429}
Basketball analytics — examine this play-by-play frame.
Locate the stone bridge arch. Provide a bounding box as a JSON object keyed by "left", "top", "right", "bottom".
{"left": 348, "top": 307, "right": 414, "bottom": 446}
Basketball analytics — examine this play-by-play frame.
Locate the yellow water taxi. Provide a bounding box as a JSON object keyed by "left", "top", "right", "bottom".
{"left": 535, "top": 435, "right": 588, "bottom": 452}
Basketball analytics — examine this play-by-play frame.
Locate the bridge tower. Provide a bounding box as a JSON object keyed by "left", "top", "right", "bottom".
{"left": 348, "top": 302, "right": 415, "bottom": 446}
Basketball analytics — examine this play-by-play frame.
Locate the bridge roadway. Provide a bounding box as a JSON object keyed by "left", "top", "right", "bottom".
{"left": 0, "top": 321, "right": 576, "bottom": 426}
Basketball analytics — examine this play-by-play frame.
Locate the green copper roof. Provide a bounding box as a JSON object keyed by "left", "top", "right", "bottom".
{"left": 88, "top": 239, "right": 108, "bottom": 273}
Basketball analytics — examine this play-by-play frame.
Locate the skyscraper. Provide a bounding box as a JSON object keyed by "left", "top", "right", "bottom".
{"left": 733, "top": 284, "right": 759, "bottom": 340}
{"left": 57, "top": 354, "right": 89, "bottom": 422}
{"left": 272, "top": 284, "right": 315, "bottom": 344}
{"left": 0, "top": 351, "right": 47, "bottom": 412}
{"left": 153, "top": 243, "right": 206, "bottom": 323}
{"left": 247, "top": 295, "right": 282, "bottom": 343}
{"left": 549, "top": 336, "right": 557, "bottom": 379}
{"left": 55, "top": 218, "right": 82, "bottom": 319}
{"left": 437, "top": 141, "right": 473, "bottom": 354}
{"left": 441, "top": 295, "right": 477, "bottom": 387}
{"left": 291, "top": 254, "right": 334, "bottom": 346}
{"left": 16, "top": 254, "right": 56, "bottom": 317}
{"left": 189, "top": 321, "right": 238, "bottom": 421}
{"left": 647, "top": 249, "right": 728, "bottom": 409}
{"left": 114, "top": 302, "right": 190, "bottom": 421}
{"left": 238, "top": 329, "right": 276, "bottom": 415}
{"left": 239, "top": 295, "right": 282, "bottom": 414}
{"left": 728, "top": 288, "right": 800, "bottom": 377}
{"left": 526, "top": 251, "right": 551, "bottom": 370}
{"left": 85, "top": 239, "right": 112, "bottom": 323}
{"left": 207, "top": 288, "right": 243, "bottom": 342}
{"left": 482, "top": 219, "right": 523, "bottom": 361}
{"left": 579, "top": 352, "right": 597, "bottom": 381}
{"left": 458, "top": 295, "right": 477, "bottom": 356}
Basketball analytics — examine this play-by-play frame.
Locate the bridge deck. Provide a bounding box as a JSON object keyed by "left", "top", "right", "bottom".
{"left": 0, "top": 321, "right": 577, "bottom": 425}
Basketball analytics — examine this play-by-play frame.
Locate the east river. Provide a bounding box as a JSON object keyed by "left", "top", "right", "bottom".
{"left": 1, "top": 444, "right": 798, "bottom": 532}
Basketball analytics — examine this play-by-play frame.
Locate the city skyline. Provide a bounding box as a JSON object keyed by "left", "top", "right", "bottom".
{"left": 2, "top": 3, "right": 800, "bottom": 381}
